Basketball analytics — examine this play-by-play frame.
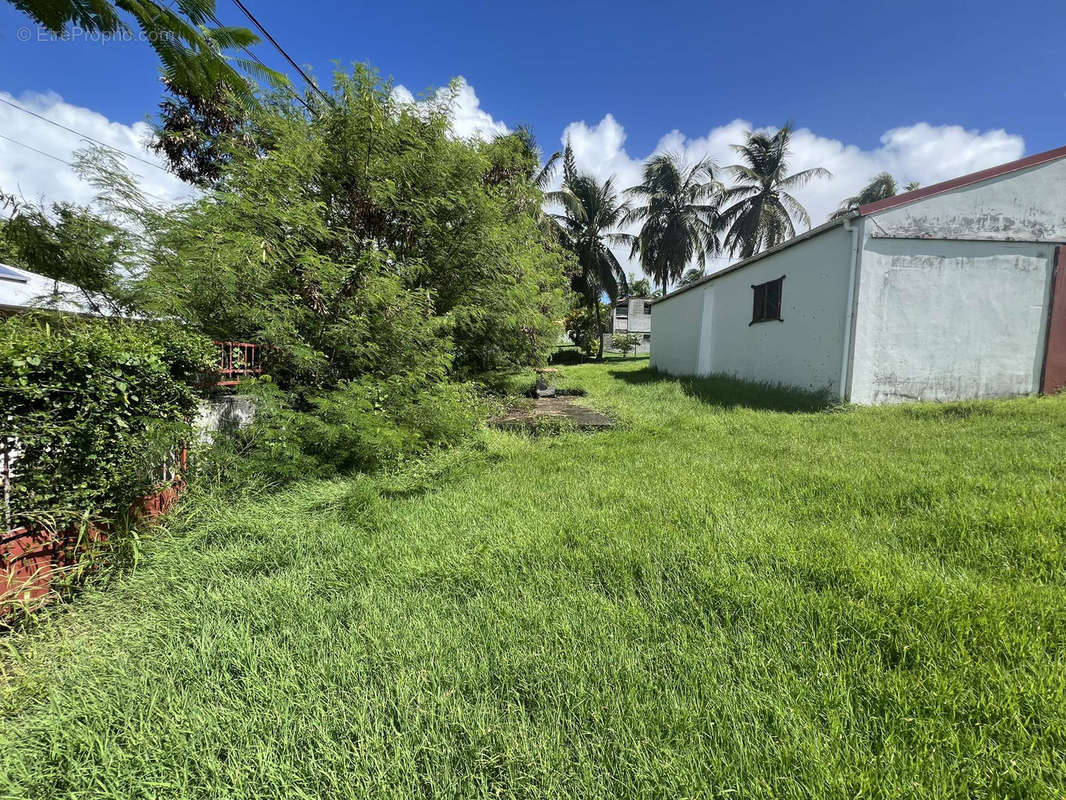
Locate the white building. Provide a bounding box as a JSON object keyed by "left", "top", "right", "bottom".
{"left": 0, "top": 262, "right": 124, "bottom": 318}
{"left": 650, "top": 145, "right": 1066, "bottom": 404}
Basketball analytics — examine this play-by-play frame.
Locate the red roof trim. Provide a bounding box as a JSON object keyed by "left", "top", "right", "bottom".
{"left": 858, "top": 144, "right": 1066, "bottom": 215}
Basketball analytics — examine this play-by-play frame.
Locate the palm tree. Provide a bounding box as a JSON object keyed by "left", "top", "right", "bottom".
{"left": 9, "top": 0, "right": 282, "bottom": 103}
{"left": 624, "top": 153, "right": 720, "bottom": 296}
{"left": 549, "top": 163, "right": 633, "bottom": 359}
{"left": 718, "top": 124, "right": 831, "bottom": 259}
{"left": 678, "top": 267, "right": 706, "bottom": 287}
{"left": 829, "top": 172, "right": 897, "bottom": 220}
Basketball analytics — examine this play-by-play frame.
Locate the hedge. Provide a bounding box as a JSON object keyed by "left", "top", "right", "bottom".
{"left": 0, "top": 315, "right": 213, "bottom": 531}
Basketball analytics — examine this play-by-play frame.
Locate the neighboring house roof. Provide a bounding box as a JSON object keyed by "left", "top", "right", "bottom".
{"left": 0, "top": 262, "right": 123, "bottom": 317}
{"left": 653, "top": 143, "right": 1066, "bottom": 305}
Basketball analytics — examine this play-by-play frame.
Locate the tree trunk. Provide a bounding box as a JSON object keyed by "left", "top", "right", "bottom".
{"left": 594, "top": 301, "right": 604, "bottom": 360}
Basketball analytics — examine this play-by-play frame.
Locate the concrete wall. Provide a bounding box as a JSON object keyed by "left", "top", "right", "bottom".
{"left": 848, "top": 238, "right": 1056, "bottom": 403}
{"left": 869, "top": 157, "right": 1066, "bottom": 242}
{"left": 193, "top": 395, "right": 257, "bottom": 443}
{"left": 651, "top": 224, "right": 853, "bottom": 394}
{"left": 650, "top": 286, "right": 706, "bottom": 374}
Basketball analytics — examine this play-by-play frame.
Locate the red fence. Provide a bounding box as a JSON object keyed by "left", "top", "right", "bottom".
{"left": 213, "top": 341, "right": 262, "bottom": 387}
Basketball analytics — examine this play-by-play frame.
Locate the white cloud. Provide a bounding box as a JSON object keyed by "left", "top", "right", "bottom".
{"left": 553, "top": 114, "right": 1025, "bottom": 276}
{"left": 0, "top": 91, "right": 194, "bottom": 212}
{"left": 1, "top": 83, "right": 1029, "bottom": 286}
{"left": 391, "top": 77, "right": 508, "bottom": 141}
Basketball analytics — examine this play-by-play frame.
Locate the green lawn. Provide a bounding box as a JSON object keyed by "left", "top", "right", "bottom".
{"left": 3, "top": 357, "right": 1065, "bottom": 799}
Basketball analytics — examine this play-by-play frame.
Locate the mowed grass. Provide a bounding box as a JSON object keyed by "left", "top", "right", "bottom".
{"left": 2, "top": 357, "right": 1065, "bottom": 799}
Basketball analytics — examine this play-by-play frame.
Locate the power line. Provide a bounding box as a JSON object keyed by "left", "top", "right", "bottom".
{"left": 0, "top": 130, "right": 173, "bottom": 203}
{"left": 0, "top": 97, "right": 170, "bottom": 173}
{"left": 0, "top": 131, "right": 73, "bottom": 167}
{"left": 227, "top": 0, "right": 329, "bottom": 103}
{"left": 200, "top": 7, "right": 315, "bottom": 114}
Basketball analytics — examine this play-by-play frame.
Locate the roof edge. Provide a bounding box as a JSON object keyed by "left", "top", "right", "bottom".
{"left": 650, "top": 217, "right": 847, "bottom": 305}
{"left": 858, "top": 143, "right": 1066, "bottom": 215}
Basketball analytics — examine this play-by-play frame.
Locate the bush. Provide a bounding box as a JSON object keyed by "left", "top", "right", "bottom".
{"left": 196, "top": 376, "right": 485, "bottom": 487}
{"left": 610, "top": 333, "right": 640, "bottom": 357}
{"left": 0, "top": 316, "right": 214, "bottom": 530}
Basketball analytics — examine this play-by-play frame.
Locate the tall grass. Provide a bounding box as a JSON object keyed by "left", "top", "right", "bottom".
{"left": 1, "top": 357, "right": 1064, "bottom": 798}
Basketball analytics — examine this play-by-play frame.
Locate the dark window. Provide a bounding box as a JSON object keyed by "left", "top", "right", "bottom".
{"left": 642, "top": 302, "right": 652, "bottom": 314}
{"left": 615, "top": 304, "right": 628, "bottom": 318}
{"left": 751, "top": 276, "right": 785, "bottom": 324}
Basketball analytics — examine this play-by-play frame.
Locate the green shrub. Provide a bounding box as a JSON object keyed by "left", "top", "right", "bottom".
{"left": 0, "top": 315, "right": 214, "bottom": 530}
{"left": 196, "top": 376, "right": 485, "bottom": 487}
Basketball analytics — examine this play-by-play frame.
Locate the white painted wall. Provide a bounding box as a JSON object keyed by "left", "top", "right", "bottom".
{"left": 870, "top": 157, "right": 1066, "bottom": 241}
{"left": 848, "top": 238, "right": 1056, "bottom": 403}
{"left": 650, "top": 286, "right": 706, "bottom": 374}
{"left": 651, "top": 224, "right": 853, "bottom": 394}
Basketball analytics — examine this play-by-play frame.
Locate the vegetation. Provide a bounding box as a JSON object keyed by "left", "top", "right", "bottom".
{"left": 563, "top": 301, "right": 607, "bottom": 357}
{"left": 628, "top": 275, "right": 652, "bottom": 297}
{"left": 150, "top": 78, "right": 254, "bottom": 188}
{"left": 5, "top": 0, "right": 278, "bottom": 101}
{"left": 678, "top": 266, "right": 706, "bottom": 286}
{"left": 549, "top": 150, "right": 633, "bottom": 359}
{"left": 141, "top": 67, "right": 570, "bottom": 387}
{"left": 624, "top": 153, "right": 719, "bottom": 296}
{"left": 1, "top": 359, "right": 1063, "bottom": 798}
{"left": 609, "top": 332, "right": 640, "bottom": 357}
{"left": 0, "top": 316, "right": 213, "bottom": 531}
{"left": 717, "top": 123, "right": 831, "bottom": 259}
{"left": 829, "top": 172, "right": 920, "bottom": 220}
{"left": 0, "top": 193, "right": 134, "bottom": 314}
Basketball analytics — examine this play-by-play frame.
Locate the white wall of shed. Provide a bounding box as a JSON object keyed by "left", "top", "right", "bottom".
{"left": 868, "top": 157, "right": 1066, "bottom": 241}
{"left": 650, "top": 225, "right": 853, "bottom": 392}
{"left": 649, "top": 286, "right": 706, "bottom": 374}
{"left": 848, "top": 238, "right": 1056, "bottom": 403}
{"left": 704, "top": 225, "right": 853, "bottom": 391}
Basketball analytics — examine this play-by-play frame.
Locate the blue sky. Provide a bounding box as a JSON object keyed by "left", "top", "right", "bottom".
{"left": 0, "top": 0, "right": 1063, "bottom": 258}
{"left": 1, "top": 0, "right": 1062, "bottom": 154}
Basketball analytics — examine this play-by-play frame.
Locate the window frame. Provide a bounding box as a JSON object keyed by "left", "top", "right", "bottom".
{"left": 750, "top": 275, "right": 785, "bottom": 325}
{"left": 615, "top": 304, "right": 628, "bottom": 318}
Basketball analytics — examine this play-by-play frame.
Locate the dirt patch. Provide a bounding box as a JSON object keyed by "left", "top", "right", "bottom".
{"left": 490, "top": 397, "right": 615, "bottom": 431}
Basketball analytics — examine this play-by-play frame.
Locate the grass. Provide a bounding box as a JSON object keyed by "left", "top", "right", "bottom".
{"left": 2, "top": 356, "right": 1065, "bottom": 799}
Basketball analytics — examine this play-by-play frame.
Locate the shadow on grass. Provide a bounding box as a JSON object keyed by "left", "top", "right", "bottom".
{"left": 609, "top": 367, "right": 837, "bottom": 413}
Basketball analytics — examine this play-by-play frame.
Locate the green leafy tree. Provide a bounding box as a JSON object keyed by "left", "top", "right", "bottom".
{"left": 549, "top": 150, "right": 633, "bottom": 359}
{"left": 611, "top": 332, "right": 640, "bottom": 358}
{"left": 6, "top": 0, "right": 280, "bottom": 102}
{"left": 150, "top": 78, "right": 255, "bottom": 187}
{"left": 0, "top": 192, "right": 134, "bottom": 313}
{"left": 563, "top": 302, "right": 607, "bottom": 357}
{"left": 718, "top": 124, "right": 831, "bottom": 259}
{"left": 624, "top": 153, "right": 720, "bottom": 296}
{"left": 629, "top": 275, "right": 651, "bottom": 297}
{"left": 141, "top": 66, "right": 569, "bottom": 385}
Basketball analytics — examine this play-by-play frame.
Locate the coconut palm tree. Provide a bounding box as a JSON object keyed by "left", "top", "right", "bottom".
{"left": 624, "top": 153, "right": 720, "bottom": 296}
{"left": 549, "top": 165, "right": 633, "bottom": 359}
{"left": 718, "top": 124, "right": 831, "bottom": 259}
{"left": 829, "top": 172, "right": 897, "bottom": 220}
{"left": 8, "top": 0, "right": 281, "bottom": 103}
